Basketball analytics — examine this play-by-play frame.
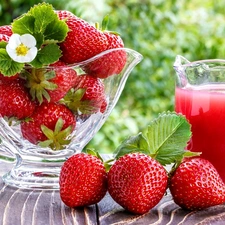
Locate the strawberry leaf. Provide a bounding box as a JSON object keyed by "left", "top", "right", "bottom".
{"left": 28, "top": 3, "right": 56, "bottom": 34}
{"left": 115, "top": 133, "right": 149, "bottom": 159}
{"left": 44, "top": 19, "right": 69, "bottom": 43}
{"left": 143, "top": 111, "right": 192, "bottom": 165}
{"left": 0, "top": 49, "right": 24, "bottom": 76}
{"left": 114, "top": 111, "right": 195, "bottom": 166}
{"left": 30, "top": 44, "right": 61, "bottom": 68}
{"left": 0, "top": 41, "right": 7, "bottom": 48}
{"left": 12, "top": 15, "right": 35, "bottom": 35}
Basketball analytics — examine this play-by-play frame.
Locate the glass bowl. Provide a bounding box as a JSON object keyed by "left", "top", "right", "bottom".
{"left": 0, "top": 48, "right": 142, "bottom": 189}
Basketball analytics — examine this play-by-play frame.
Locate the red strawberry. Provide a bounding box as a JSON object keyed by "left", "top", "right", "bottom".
{"left": 0, "top": 34, "right": 10, "bottom": 42}
{"left": 107, "top": 153, "right": 168, "bottom": 214}
{"left": 0, "top": 73, "right": 19, "bottom": 81}
{"left": 59, "top": 153, "right": 107, "bottom": 208}
{"left": 56, "top": 10, "right": 76, "bottom": 20}
{"left": 47, "top": 61, "right": 78, "bottom": 102}
{"left": 0, "top": 78, "right": 36, "bottom": 119}
{"left": 169, "top": 157, "right": 225, "bottom": 210}
{"left": 21, "top": 102, "right": 76, "bottom": 150}
{"left": 0, "top": 25, "right": 12, "bottom": 37}
{"left": 24, "top": 61, "right": 77, "bottom": 104}
{"left": 62, "top": 74, "right": 107, "bottom": 115}
{"left": 58, "top": 12, "right": 108, "bottom": 64}
{"left": 83, "top": 32, "right": 127, "bottom": 78}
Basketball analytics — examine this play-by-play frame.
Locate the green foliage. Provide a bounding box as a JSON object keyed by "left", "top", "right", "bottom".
{"left": 1, "top": 0, "right": 225, "bottom": 153}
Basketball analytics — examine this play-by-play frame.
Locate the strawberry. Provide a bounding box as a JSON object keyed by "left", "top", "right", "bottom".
{"left": 0, "top": 25, "right": 12, "bottom": 37}
{"left": 0, "top": 34, "right": 10, "bottom": 42}
{"left": 21, "top": 102, "right": 76, "bottom": 150}
{"left": 107, "top": 153, "right": 168, "bottom": 214}
{"left": 56, "top": 10, "right": 75, "bottom": 20}
{"left": 62, "top": 74, "right": 107, "bottom": 115}
{"left": 58, "top": 12, "right": 108, "bottom": 64}
{"left": 169, "top": 157, "right": 225, "bottom": 210}
{"left": 23, "top": 61, "right": 78, "bottom": 104}
{"left": 59, "top": 153, "right": 107, "bottom": 208}
{"left": 0, "top": 73, "right": 19, "bottom": 81}
{"left": 0, "top": 78, "right": 36, "bottom": 119}
{"left": 47, "top": 61, "right": 78, "bottom": 102}
{"left": 83, "top": 32, "right": 127, "bottom": 78}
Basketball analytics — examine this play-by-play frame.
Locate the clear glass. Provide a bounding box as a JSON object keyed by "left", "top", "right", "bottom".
{"left": 174, "top": 55, "right": 225, "bottom": 182}
{"left": 0, "top": 48, "right": 143, "bottom": 189}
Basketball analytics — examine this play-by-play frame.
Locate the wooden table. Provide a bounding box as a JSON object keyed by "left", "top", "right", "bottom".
{"left": 0, "top": 161, "right": 225, "bottom": 225}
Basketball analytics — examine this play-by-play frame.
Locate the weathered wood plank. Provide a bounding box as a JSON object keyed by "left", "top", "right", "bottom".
{"left": 0, "top": 161, "right": 98, "bottom": 225}
{"left": 98, "top": 191, "right": 225, "bottom": 225}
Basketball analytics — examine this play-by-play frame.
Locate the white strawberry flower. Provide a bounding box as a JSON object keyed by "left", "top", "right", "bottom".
{"left": 6, "top": 33, "right": 38, "bottom": 63}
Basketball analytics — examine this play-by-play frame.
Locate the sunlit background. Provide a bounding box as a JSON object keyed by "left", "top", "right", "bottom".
{"left": 1, "top": 0, "right": 225, "bottom": 153}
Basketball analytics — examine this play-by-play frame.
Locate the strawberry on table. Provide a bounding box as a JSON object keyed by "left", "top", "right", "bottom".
{"left": 21, "top": 102, "right": 76, "bottom": 150}
{"left": 169, "top": 157, "right": 225, "bottom": 211}
{"left": 59, "top": 153, "right": 107, "bottom": 208}
{"left": 0, "top": 78, "right": 36, "bottom": 119}
{"left": 107, "top": 153, "right": 168, "bottom": 214}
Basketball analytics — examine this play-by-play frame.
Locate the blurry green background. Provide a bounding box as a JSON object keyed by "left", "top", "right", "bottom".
{"left": 1, "top": 0, "right": 225, "bottom": 153}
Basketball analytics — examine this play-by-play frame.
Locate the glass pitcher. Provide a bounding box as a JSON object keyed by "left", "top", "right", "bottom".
{"left": 174, "top": 55, "right": 225, "bottom": 182}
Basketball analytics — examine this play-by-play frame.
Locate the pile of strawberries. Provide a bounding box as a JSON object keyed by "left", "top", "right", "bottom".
{"left": 0, "top": 6, "right": 126, "bottom": 150}
{"left": 60, "top": 152, "right": 225, "bottom": 215}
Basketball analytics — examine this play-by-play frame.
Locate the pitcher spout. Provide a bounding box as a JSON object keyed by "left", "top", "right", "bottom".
{"left": 173, "top": 55, "right": 190, "bottom": 88}
{"left": 173, "top": 55, "right": 190, "bottom": 68}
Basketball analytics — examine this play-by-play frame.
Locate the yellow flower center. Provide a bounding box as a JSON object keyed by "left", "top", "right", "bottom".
{"left": 16, "top": 44, "right": 29, "bottom": 56}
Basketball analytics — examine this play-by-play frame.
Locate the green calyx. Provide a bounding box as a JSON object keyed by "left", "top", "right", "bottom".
{"left": 114, "top": 111, "right": 201, "bottom": 167}
{"left": 39, "top": 118, "right": 73, "bottom": 150}
{"left": 22, "top": 68, "right": 57, "bottom": 104}
{"left": 96, "top": 14, "right": 120, "bottom": 36}
{"left": 0, "top": 3, "right": 69, "bottom": 77}
{"left": 60, "top": 88, "right": 101, "bottom": 115}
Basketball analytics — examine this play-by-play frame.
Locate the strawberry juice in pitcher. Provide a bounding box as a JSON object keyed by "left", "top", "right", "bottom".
{"left": 174, "top": 55, "right": 225, "bottom": 182}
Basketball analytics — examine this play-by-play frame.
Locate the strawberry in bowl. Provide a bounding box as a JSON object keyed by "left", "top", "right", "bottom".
{"left": 0, "top": 3, "right": 142, "bottom": 189}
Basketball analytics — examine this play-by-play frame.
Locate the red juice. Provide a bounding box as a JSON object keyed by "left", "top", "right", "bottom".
{"left": 175, "top": 85, "right": 225, "bottom": 182}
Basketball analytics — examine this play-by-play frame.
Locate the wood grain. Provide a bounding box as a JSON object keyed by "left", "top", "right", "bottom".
{"left": 0, "top": 161, "right": 225, "bottom": 225}
{"left": 98, "top": 193, "right": 225, "bottom": 225}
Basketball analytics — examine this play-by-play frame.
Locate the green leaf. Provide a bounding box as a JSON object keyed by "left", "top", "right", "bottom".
{"left": 12, "top": 15, "right": 35, "bottom": 35}
{"left": 28, "top": 3, "right": 57, "bottom": 34}
{"left": 44, "top": 19, "right": 69, "bottom": 43}
{"left": 144, "top": 112, "right": 192, "bottom": 165}
{"left": 115, "top": 133, "right": 150, "bottom": 159}
{"left": 31, "top": 44, "right": 61, "bottom": 68}
{"left": 0, "top": 41, "right": 7, "bottom": 48}
{"left": 0, "top": 49, "right": 24, "bottom": 76}
{"left": 33, "top": 32, "right": 44, "bottom": 49}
